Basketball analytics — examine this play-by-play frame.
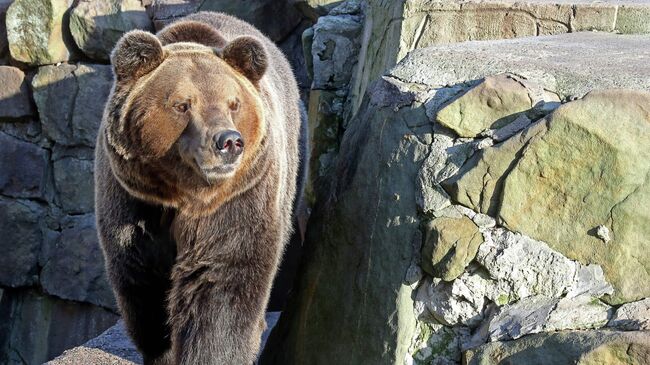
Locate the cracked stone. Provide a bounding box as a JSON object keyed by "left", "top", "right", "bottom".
{"left": 608, "top": 298, "right": 650, "bottom": 331}
{"left": 70, "top": 0, "right": 153, "bottom": 61}
{"left": 436, "top": 74, "right": 559, "bottom": 138}
{"left": 444, "top": 90, "right": 650, "bottom": 304}
{"left": 32, "top": 63, "right": 113, "bottom": 147}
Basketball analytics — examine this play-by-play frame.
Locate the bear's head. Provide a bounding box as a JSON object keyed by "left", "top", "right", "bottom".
{"left": 104, "top": 21, "right": 270, "bottom": 211}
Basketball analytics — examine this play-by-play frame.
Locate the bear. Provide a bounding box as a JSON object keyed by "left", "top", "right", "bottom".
{"left": 94, "top": 12, "right": 308, "bottom": 365}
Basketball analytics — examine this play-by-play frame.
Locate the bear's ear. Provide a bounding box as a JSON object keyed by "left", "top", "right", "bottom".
{"left": 221, "top": 37, "right": 268, "bottom": 85}
{"left": 111, "top": 30, "right": 165, "bottom": 83}
{"left": 157, "top": 20, "right": 227, "bottom": 48}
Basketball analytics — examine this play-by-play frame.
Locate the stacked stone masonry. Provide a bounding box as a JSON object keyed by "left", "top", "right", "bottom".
{"left": 262, "top": 4, "right": 650, "bottom": 362}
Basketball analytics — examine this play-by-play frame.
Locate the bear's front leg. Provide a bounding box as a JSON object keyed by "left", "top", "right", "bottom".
{"left": 167, "top": 213, "right": 283, "bottom": 365}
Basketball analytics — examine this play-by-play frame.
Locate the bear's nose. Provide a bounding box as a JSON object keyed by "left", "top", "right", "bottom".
{"left": 214, "top": 130, "right": 244, "bottom": 155}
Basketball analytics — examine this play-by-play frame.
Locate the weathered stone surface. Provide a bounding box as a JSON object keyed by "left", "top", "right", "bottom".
{"left": 70, "top": 0, "right": 153, "bottom": 61}
{"left": 262, "top": 77, "right": 427, "bottom": 365}
{"left": 436, "top": 74, "right": 559, "bottom": 138}
{"left": 46, "top": 321, "right": 141, "bottom": 365}
{"left": 32, "top": 63, "right": 112, "bottom": 146}
{"left": 48, "top": 312, "right": 282, "bottom": 364}
{"left": 392, "top": 32, "right": 650, "bottom": 101}
{"left": 444, "top": 90, "right": 650, "bottom": 304}
{"left": 6, "top": 0, "right": 74, "bottom": 65}
{"left": 52, "top": 154, "right": 94, "bottom": 213}
{"left": 415, "top": 226, "right": 612, "bottom": 330}
{"left": 421, "top": 216, "right": 482, "bottom": 281}
{"left": 0, "top": 66, "right": 34, "bottom": 121}
{"left": 608, "top": 298, "right": 650, "bottom": 331}
{"left": 464, "top": 330, "right": 650, "bottom": 365}
{"left": 0, "top": 288, "right": 118, "bottom": 365}
{"left": 617, "top": 4, "right": 650, "bottom": 33}
{"left": 0, "top": 198, "right": 44, "bottom": 287}
{"left": 0, "top": 132, "right": 48, "bottom": 199}
{"left": 486, "top": 294, "right": 612, "bottom": 341}
{"left": 311, "top": 8, "right": 363, "bottom": 90}
{"left": 40, "top": 214, "right": 115, "bottom": 309}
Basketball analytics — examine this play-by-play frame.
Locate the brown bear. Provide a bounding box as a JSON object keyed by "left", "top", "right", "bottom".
{"left": 94, "top": 12, "right": 307, "bottom": 365}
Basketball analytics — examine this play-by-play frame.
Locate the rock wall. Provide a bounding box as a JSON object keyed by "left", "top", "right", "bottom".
{"left": 262, "top": 1, "right": 650, "bottom": 363}
{"left": 0, "top": 1, "right": 312, "bottom": 363}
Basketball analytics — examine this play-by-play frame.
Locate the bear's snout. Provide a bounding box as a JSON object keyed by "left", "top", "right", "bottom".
{"left": 214, "top": 130, "right": 244, "bottom": 156}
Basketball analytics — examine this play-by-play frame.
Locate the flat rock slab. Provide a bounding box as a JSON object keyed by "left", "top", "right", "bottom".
{"left": 391, "top": 32, "right": 650, "bottom": 99}
{"left": 465, "top": 329, "right": 650, "bottom": 364}
{"left": 47, "top": 313, "right": 282, "bottom": 364}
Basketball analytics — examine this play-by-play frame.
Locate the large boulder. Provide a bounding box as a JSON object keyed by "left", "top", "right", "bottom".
{"left": 32, "top": 63, "right": 113, "bottom": 147}
{"left": 464, "top": 330, "right": 650, "bottom": 365}
{"left": 5, "top": 0, "right": 75, "bottom": 65}
{"left": 70, "top": 0, "right": 153, "bottom": 61}
{"left": 444, "top": 90, "right": 650, "bottom": 304}
{"left": 262, "top": 77, "right": 426, "bottom": 365}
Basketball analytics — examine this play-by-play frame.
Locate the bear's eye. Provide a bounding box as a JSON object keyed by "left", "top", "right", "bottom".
{"left": 229, "top": 99, "right": 240, "bottom": 113}
{"left": 173, "top": 101, "right": 190, "bottom": 114}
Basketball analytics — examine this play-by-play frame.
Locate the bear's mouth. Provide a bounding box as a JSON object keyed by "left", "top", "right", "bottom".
{"left": 199, "top": 163, "right": 237, "bottom": 181}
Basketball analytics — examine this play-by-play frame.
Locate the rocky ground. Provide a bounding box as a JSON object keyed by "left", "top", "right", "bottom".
{"left": 2, "top": 0, "right": 650, "bottom": 364}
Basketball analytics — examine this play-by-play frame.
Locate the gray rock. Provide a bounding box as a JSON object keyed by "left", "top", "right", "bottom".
{"left": 391, "top": 32, "right": 650, "bottom": 101}
{"left": 32, "top": 63, "right": 112, "bottom": 147}
{"left": 5, "top": 0, "right": 75, "bottom": 65}
{"left": 0, "top": 198, "right": 44, "bottom": 287}
{"left": 608, "top": 298, "right": 650, "bottom": 330}
{"left": 0, "top": 288, "right": 118, "bottom": 365}
{"left": 0, "top": 66, "right": 34, "bottom": 121}
{"left": 464, "top": 329, "right": 650, "bottom": 365}
{"left": 70, "top": 0, "right": 153, "bottom": 61}
{"left": 40, "top": 214, "right": 115, "bottom": 309}
{"left": 0, "top": 132, "right": 49, "bottom": 199}
{"left": 72, "top": 64, "right": 114, "bottom": 146}
{"left": 486, "top": 294, "right": 612, "bottom": 341}
{"left": 415, "top": 226, "right": 614, "bottom": 332}
{"left": 52, "top": 155, "right": 94, "bottom": 214}
{"left": 476, "top": 228, "right": 613, "bottom": 302}
{"left": 487, "top": 295, "right": 557, "bottom": 341}
{"left": 311, "top": 11, "right": 363, "bottom": 90}
{"left": 262, "top": 77, "right": 427, "bottom": 365}
{"left": 416, "top": 135, "right": 474, "bottom": 215}
{"left": 415, "top": 275, "right": 491, "bottom": 327}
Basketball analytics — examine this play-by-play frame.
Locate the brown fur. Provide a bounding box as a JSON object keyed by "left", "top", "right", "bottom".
{"left": 95, "top": 12, "right": 306, "bottom": 365}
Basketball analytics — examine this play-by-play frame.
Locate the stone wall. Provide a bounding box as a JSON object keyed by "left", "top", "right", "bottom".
{"left": 262, "top": 1, "right": 650, "bottom": 364}
{"left": 0, "top": 1, "right": 312, "bottom": 363}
